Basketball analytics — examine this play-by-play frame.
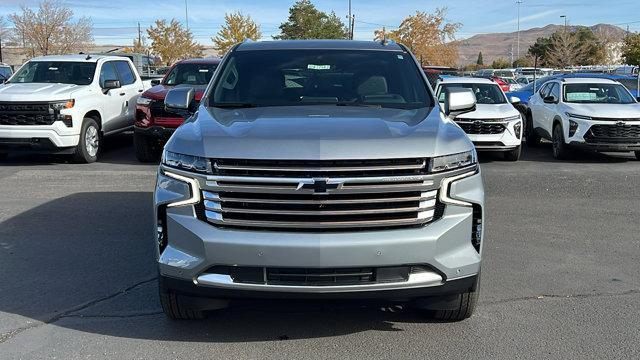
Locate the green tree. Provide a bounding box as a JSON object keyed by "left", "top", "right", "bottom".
{"left": 621, "top": 32, "right": 640, "bottom": 66}
{"left": 274, "top": 0, "right": 347, "bottom": 40}
{"left": 476, "top": 52, "right": 483, "bottom": 66}
{"left": 528, "top": 36, "right": 552, "bottom": 63}
{"left": 213, "top": 11, "right": 261, "bottom": 55}
{"left": 147, "top": 19, "right": 203, "bottom": 65}
{"left": 528, "top": 27, "right": 605, "bottom": 67}
{"left": 491, "top": 58, "right": 511, "bottom": 69}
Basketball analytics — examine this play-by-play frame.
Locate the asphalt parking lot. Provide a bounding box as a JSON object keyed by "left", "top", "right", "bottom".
{"left": 1, "top": 133, "right": 639, "bottom": 359}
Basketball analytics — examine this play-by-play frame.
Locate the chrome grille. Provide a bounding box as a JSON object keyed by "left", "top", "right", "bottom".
{"left": 198, "top": 158, "right": 444, "bottom": 230}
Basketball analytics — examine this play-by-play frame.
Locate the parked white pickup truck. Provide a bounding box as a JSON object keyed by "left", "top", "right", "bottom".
{"left": 0, "top": 54, "right": 146, "bottom": 162}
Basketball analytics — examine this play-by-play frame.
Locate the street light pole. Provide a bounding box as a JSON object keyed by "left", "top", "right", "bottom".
{"left": 516, "top": 0, "right": 523, "bottom": 59}
{"left": 185, "top": 0, "right": 189, "bottom": 30}
{"left": 560, "top": 15, "right": 567, "bottom": 29}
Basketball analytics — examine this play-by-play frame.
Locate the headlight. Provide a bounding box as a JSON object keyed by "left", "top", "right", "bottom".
{"left": 430, "top": 150, "right": 477, "bottom": 173}
{"left": 50, "top": 99, "right": 75, "bottom": 110}
{"left": 137, "top": 96, "right": 153, "bottom": 106}
{"left": 503, "top": 115, "right": 521, "bottom": 122}
{"left": 565, "top": 112, "right": 591, "bottom": 120}
{"left": 162, "top": 150, "right": 212, "bottom": 174}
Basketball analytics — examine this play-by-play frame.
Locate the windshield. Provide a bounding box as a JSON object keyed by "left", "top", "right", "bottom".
{"left": 164, "top": 63, "right": 218, "bottom": 86}
{"left": 209, "top": 49, "right": 432, "bottom": 109}
{"left": 563, "top": 83, "right": 636, "bottom": 104}
{"left": 520, "top": 76, "right": 553, "bottom": 92}
{"left": 438, "top": 83, "right": 507, "bottom": 104}
{"left": 10, "top": 61, "right": 96, "bottom": 85}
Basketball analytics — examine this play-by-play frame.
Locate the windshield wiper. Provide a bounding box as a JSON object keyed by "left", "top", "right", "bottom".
{"left": 335, "top": 102, "right": 381, "bottom": 108}
{"left": 211, "top": 103, "right": 258, "bottom": 108}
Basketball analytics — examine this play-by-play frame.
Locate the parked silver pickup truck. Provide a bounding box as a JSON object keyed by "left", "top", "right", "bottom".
{"left": 154, "top": 40, "right": 485, "bottom": 321}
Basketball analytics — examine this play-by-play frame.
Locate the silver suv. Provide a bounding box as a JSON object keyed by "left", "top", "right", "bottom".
{"left": 154, "top": 40, "right": 485, "bottom": 321}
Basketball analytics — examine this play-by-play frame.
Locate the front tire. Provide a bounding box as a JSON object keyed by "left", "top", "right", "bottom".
{"left": 73, "top": 118, "right": 100, "bottom": 163}
{"left": 431, "top": 291, "right": 478, "bottom": 321}
{"left": 526, "top": 113, "right": 541, "bottom": 147}
{"left": 504, "top": 145, "right": 521, "bottom": 161}
{"left": 159, "top": 282, "right": 205, "bottom": 320}
{"left": 552, "top": 123, "right": 570, "bottom": 160}
{"left": 134, "top": 132, "right": 160, "bottom": 162}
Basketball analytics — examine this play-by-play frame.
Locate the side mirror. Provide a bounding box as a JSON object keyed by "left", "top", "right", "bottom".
{"left": 165, "top": 87, "right": 195, "bottom": 115}
{"left": 444, "top": 87, "right": 476, "bottom": 117}
{"left": 509, "top": 96, "right": 521, "bottom": 104}
{"left": 102, "top": 79, "right": 121, "bottom": 92}
{"left": 543, "top": 95, "right": 557, "bottom": 104}
{"left": 151, "top": 79, "right": 161, "bottom": 86}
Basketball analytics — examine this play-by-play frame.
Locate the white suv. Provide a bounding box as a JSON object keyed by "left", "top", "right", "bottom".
{"left": 436, "top": 77, "right": 523, "bottom": 161}
{"left": 527, "top": 77, "right": 640, "bottom": 160}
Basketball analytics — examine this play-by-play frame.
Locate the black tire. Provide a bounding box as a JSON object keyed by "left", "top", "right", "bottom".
{"left": 525, "top": 112, "right": 541, "bottom": 147}
{"left": 431, "top": 291, "right": 478, "bottom": 321}
{"left": 0, "top": 152, "right": 8, "bottom": 161}
{"left": 73, "top": 118, "right": 100, "bottom": 163}
{"left": 552, "top": 123, "right": 570, "bottom": 160}
{"left": 635, "top": 151, "right": 640, "bottom": 160}
{"left": 159, "top": 283, "right": 205, "bottom": 320}
{"left": 134, "top": 132, "right": 160, "bottom": 162}
{"left": 504, "top": 145, "right": 521, "bottom": 161}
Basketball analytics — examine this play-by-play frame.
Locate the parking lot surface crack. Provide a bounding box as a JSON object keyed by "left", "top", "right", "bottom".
{"left": 0, "top": 277, "right": 156, "bottom": 344}
{"left": 482, "top": 288, "right": 640, "bottom": 306}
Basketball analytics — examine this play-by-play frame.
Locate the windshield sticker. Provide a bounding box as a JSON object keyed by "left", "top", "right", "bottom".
{"left": 198, "top": 69, "right": 209, "bottom": 72}
{"left": 566, "top": 92, "right": 596, "bottom": 101}
{"left": 48, "top": 67, "right": 59, "bottom": 71}
{"left": 307, "top": 64, "right": 330, "bottom": 70}
{"left": 397, "top": 55, "right": 404, "bottom": 59}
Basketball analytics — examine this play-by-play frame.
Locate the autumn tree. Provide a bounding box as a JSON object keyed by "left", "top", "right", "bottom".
{"left": 9, "top": 0, "right": 93, "bottom": 57}
{"left": 512, "top": 56, "right": 534, "bottom": 67}
{"left": 622, "top": 32, "right": 640, "bottom": 66}
{"left": 529, "top": 27, "right": 605, "bottom": 67}
{"left": 124, "top": 37, "right": 148, "bottom": 54}
{"left": 374, "top": 8, "right": 461, "bottom": 67}
{"left": 147, "top": 19, "right": 203, "bottom": 65}
{"left": 275, "top": 0, "right": 348, "bottom": 40}
{"left": 491, "top": 58, "right": 511, "bottom": 69}
{"left": 213, "top": 11, "right": 261, "bottom": 54}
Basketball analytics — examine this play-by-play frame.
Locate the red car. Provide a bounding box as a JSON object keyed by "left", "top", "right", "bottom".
{"left": 134, "top": 58, "right": 221, "bottom": 161}
{"left": 489, "top": 76, "right": 510, "bottom": 92}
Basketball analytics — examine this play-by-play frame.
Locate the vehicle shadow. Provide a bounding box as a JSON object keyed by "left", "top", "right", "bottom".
{"left": 477, "top": 143, "right": 636, "bottom": 165}
{"left": 0, "top": 132, "right": 145, "bottom": 167}
{"left": 0, "top": 192, "right": 443, "bottom": 344}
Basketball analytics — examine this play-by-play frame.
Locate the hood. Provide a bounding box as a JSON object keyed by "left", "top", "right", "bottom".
{"left": 142, "top": 84, "right": 207, "bottom": 101}
{"left": 0, "top": 83, "right": 81, "bottom": 101}
{"left": 454, "top": 103, "right": 520, "bottom": 120}
{"left": 166, "top": 105, "right": 473, "bottom": 160}
{"left": 563, "top": 103, "right": 640, "bottom": 119}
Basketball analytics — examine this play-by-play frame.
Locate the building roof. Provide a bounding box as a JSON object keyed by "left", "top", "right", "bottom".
{"left": 235, "top": 40, "right": 404, "bottom": 52}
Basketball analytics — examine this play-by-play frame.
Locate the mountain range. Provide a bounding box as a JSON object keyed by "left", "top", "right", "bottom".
{"left": 456, "top": 23, "right": 629, "bottom": 65}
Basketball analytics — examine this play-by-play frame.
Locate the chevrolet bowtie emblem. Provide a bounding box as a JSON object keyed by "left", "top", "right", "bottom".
{"left": 299, "top": 179, "right": 341, "bottom": 194}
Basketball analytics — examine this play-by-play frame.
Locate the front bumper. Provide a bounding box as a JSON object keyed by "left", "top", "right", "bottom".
{"left": 464, "top": 120, "right": 522, "bottom": 151}
{"left": 565, "top": 118, "right": 640, "bottom": 152}
{"left": 134, "top": 125, "right": 175, "bottom": 140}
{"left": 154, "top": 164, "right": 484, "bottom": 298}
{"left": 0, "top": 125, "right": 80, "bottom": 150}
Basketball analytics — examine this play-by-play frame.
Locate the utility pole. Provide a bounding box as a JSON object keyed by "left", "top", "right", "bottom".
{"left": 185, "top": 0, "right": 189, "bottom": 30}
{"left": 0, "top": 34, "right": 3, "bottom": 63}
{"left": 516, "top": 0, "right": 523, "bottom": 59}
{"left": 137, "top": 22, "right": 142, "bottom": 46}
{"left": 347, "top": 0, "right": 354, "bottom": 40}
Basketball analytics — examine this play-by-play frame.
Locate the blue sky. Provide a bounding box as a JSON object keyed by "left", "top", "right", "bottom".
{"left": 1, "top": 0, "right": 639, "bottom": 45}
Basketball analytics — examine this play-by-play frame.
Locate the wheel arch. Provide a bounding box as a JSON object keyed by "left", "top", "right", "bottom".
{"left": 83, "top": 110, "right": 103, "bottom": 131}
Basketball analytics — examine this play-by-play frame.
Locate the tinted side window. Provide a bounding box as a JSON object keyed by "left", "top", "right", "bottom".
{"left": 99, "top": 62, "right": 118, "bottom": 88}
{"left": 114, "top": 61, "right": 136, "bottom": 85}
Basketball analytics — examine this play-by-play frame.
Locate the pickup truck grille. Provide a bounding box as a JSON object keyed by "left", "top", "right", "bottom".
{"left": 456, "top": 121, "right": 506, "bottom": 135}
{"left": 585, "top": 124, "right": 640, "bottom": 144}
{"left": 198, "top": 158, "right": 445, "bottom": 231}
{"left": 0, "top": 102, "right": 56, "bottom": 126}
